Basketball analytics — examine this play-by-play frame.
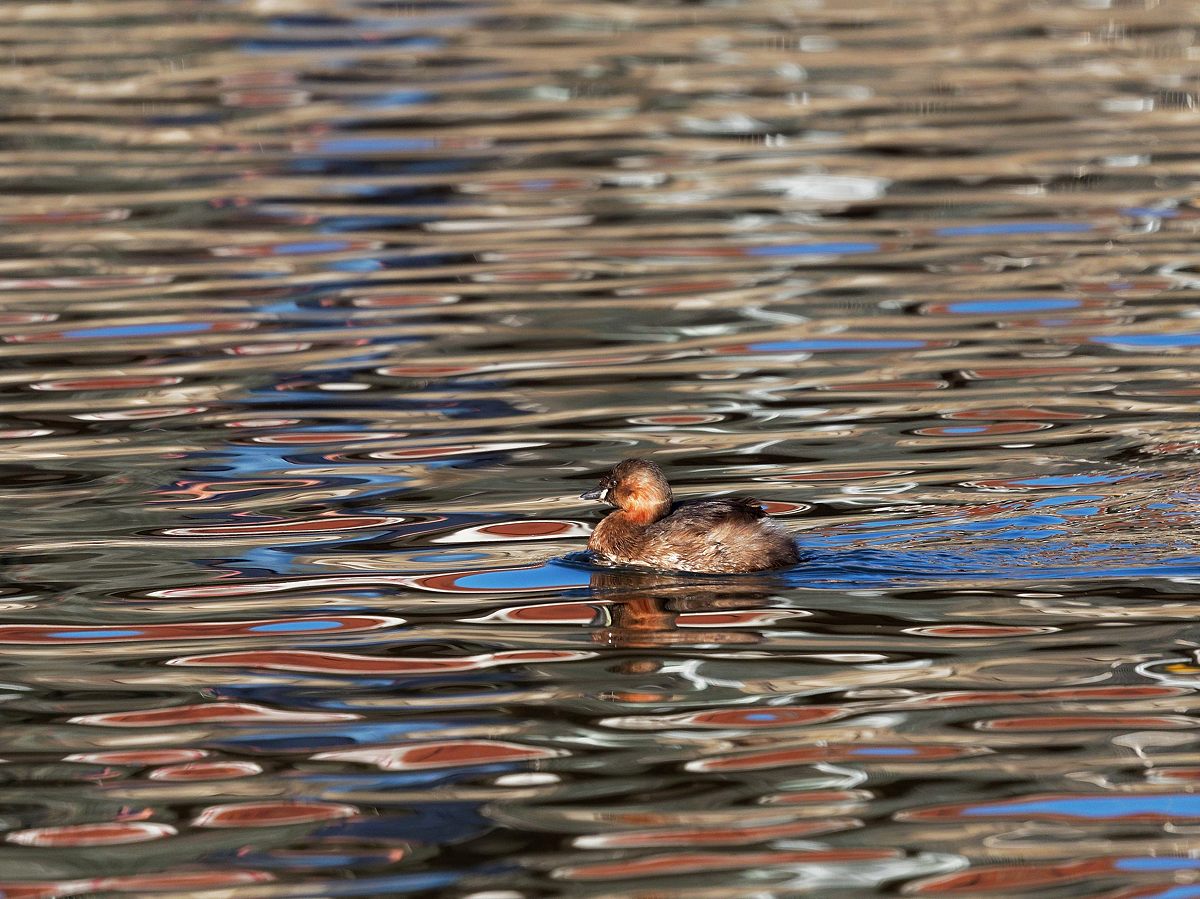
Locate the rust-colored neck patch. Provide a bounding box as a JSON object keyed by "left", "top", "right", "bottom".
{"left": 623, "top": 494, "right": 669, "bottom": 524}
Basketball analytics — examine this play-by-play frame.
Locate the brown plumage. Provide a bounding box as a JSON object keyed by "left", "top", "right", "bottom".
{"left": 580, "top": 459, "right": 800, "bottom": 574}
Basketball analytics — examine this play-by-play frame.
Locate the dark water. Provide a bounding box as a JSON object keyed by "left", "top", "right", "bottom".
{"left": 4, "top": 1, "right": 1200, "bottom": 896}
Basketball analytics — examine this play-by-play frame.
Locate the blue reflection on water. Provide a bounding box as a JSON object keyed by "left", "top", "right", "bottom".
{"left": 1117, "top": 859, "right": 1200, "bottom": 871}
{"left": 51, "top": 628, "right": 144, "bottom": 639}
{"left": 321, "top": 215, "right": 430, "bottom": 230}
{"left": 248, "top": 619, "right": 347, "bottom": 633}
{"left": 784, "top": 542, "right": 1200, "bottom": 588}
{"left": 1094, "top": 333, "right": 1200, "bottom": 348}
{"left": 273, "top": 240, "right": 354, "bottom": 254}
{"left": 1031, "top": 495, "right": 1105, "bottom": 507}
{"left": 1121, "top": 207, "right": 1180, "bottom": 218}
{"left": 223, "top": 869, "right": 465, "bottom": 897}
{"left": 448, "top": 559, "right": 598, "bottom": 591}
{"left": 943, "top": 298, "right": 1080, "bottom": 314}
{"left": 964, "top": 794, "right": 1200, "bottom": 819}
{"left": 63, "top": 322, "right": 216, "bottom": 339}
{"left": 936, "top": 222, "right": 1093, "bottom": 236}
{"left": 1012, "top": 474, "right": 1126, "bottom": 486}
{"left": 747, "top": 339, "right": 930, "bottom": 352}
{"left": 308, "top": 137, "right": 441, "bottom": 153}
{"left": 745, "top": 241, "right": 880, "bottom": 255}
{"left": 358, "top": 90, "right": 434, "bottom": 107}
{"left": 212, "top": 720, "right": 504, "bottom": 753}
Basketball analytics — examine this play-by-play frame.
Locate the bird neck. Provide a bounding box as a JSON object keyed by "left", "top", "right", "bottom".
{"left": 622, "top": 494, "right": 670, "bottom": 524}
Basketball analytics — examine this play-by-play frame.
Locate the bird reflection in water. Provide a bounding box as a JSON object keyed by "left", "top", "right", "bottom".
{"left": 586, "top": 568, "right": 776, "bottom": 650}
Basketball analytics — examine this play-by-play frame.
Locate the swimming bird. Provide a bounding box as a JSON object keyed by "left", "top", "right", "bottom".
{"left": 580, "top": 458, "right": 799, "bottom": 573}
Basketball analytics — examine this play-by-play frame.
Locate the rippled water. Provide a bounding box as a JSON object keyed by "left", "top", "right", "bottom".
{"left": 5, "top": 1, "right": 1200, "bottom": 896}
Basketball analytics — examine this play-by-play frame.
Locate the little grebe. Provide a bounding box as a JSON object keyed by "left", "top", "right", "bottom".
{"left": 581, "top": 458, "right": 799, "bottom": 573}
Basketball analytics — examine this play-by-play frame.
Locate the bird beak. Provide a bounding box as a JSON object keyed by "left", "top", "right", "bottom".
{"left": 580, "top": 486, "right": 607, "bottom": 502}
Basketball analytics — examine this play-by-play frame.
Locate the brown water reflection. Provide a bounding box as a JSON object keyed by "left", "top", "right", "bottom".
{"left": 5, "top": 0, "right": 1200, "bottom": 896}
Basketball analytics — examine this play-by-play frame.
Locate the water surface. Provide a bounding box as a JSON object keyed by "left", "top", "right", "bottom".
{"left": 4, "top": 1, "right": 1200, "bottom": 896}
